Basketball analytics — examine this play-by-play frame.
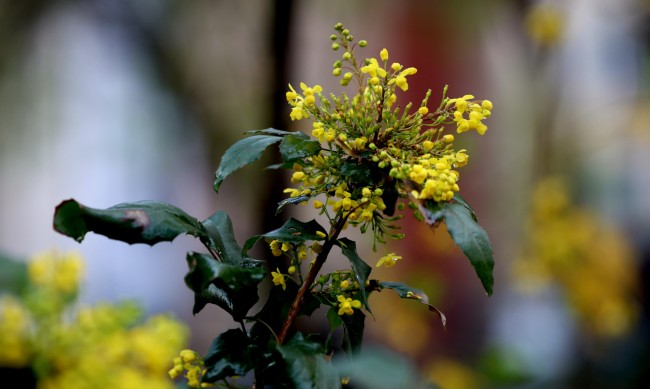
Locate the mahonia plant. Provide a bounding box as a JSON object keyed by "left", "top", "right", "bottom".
{"left": 52, "top": 24, "right": 495, "bottom": 389}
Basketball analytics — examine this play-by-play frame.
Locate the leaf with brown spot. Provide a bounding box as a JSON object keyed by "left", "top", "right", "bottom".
{"left": 53, "top": 199, "right": 207, "bottom": 245}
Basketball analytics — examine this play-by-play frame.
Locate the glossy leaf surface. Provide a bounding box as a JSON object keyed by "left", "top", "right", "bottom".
{"left": 279, "top": 132, "right": 321, "bottom": 162}
{"left": 213, "top": 133, "right": 284, "bottom": 192}
{"left": 202, "top": 211, "right": 260, "bottom": 267}
{"left": 184, "top": 252, "right": 264, "bottom": 319}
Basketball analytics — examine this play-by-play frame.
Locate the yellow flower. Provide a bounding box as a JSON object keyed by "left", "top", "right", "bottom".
{"left": 387, "top": 67, "right": 416, "bottom": 92}
{"left": 337, "top": 295, "right": 362, "bottom": 315}
{"left": 290, "top": 104, "right": 307, "bottom": 121}
{"left": 180, "top": 349, "right": 197, "bottom": 363}
{"left": 283, "top": 188, "right": 301, "bottom": 198}
{"left": 271, "top": 268, "right": 286, "bottom": 290}
{"left": 286, "top": 90, "right": 297, "bottom": 101}
{"left": 376, "top": 253, "right": 402, "bottom": 268}
{"left": 525, "top": 3, "right": 564, "bottom": 47}
{"left": 380, "top": 48, "right": 389, "bottom": 62}
{"left": 360, "top": 58, "right": 387, "bottom": 78}
{"left": 291, "top": 171, "right": 306, "bottom": 183}
{"left": 269, "top": 240, "right": 283, "bottom": 256}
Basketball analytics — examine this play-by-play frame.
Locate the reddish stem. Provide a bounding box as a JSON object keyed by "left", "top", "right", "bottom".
{"left": 277, "top": 216, "right": 346, "bottom": 344}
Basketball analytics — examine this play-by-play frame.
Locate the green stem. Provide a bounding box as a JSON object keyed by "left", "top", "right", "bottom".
{"left": 277, "top": 215, "right": 347, "bottom": 344}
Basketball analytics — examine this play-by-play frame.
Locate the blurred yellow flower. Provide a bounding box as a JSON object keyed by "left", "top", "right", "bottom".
{"left": 0, "top": 251, "right": 189, "bottom": 389}
{"left": 513, "top": 177, "right": 639, "bottom": 338}
{"left": 425, "top": 358, "right": 482, "bottom": 389}
{"left": 525, "top": 3, "right": 564, "bottom": 47}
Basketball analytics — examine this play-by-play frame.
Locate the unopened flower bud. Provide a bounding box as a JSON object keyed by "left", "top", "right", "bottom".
{"left": 380, "top": 48, "right": 389, "bottom": 61}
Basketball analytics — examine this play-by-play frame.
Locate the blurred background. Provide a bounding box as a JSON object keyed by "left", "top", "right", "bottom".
{"left": 1, "top": 0, "right": 649, "bottom": 387}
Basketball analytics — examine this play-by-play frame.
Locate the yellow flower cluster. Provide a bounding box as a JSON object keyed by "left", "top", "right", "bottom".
{"left": 446, "top": 95, "right": 492, "bottom": 135}
{"left": 514, "top": 178, "right": 639, "bottom": 337}
{"left": 266, "top": 234, "right": 326, "bottom": 288}
{"left": 0, "top": 251, "right": 189, "bottom": 389}
{"left": 169, "top": 349, "right": 212, "bottom": 388}
{"left": 28, "top": 250, "right": 84, "bottom": 294}
{"left": 283, "top": 23, "right": 493, "bottom": 245}
{"left": 287, "top": 83, "right": 323, "bottom": 121}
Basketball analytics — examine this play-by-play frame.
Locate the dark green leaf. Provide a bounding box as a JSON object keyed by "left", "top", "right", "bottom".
{"left": 276, "top": 333, "right": 341, "bottom": 389}
{"left": 247, "top": 128, "right": 294, "bottom": 136}
{"left": 203, "top": 329, "right": 253, "bottom": 383}
{"left": 243, "top": 218, "right": 327, "bottom": 254}
{"left": 334, "top": 347, "right": 422, "bottom": 389}
{"left": 452, "top": 193, "right": 477, "bottom": 221}
{"left": 184, "top": 252, "right": 265, "bottom": 319}
{"left": 191, "top": 284, "right": 225, "bottom": 315}
{"left": 378, "top": 281, "right": 446, "bottom": 328}
{"left": 443, "top": 203, "right": 494, "bottom": 296}
{"left": 279, "top": 133, "right": 321, "bottom": 162}
{"left": 341, "top": 310, "right": 365, "bottom": 355}
{"left": 335, "top": 238, "right": 372, "bottom": 311}
{"left": 0, "top": 253, "right": 27, "bottom": 295}
{"left": 340, "top": 161, "right": 374, "bottom": 187}
{"left": 418, "top": 200, "right": 495, "bottom": 296}
{"left": 276, "top": 195, "right": 311, "bottom": 215}
{"left": 213, "top": 134, "right": 284, "bottom": 192}
{"left": 53, "top": 199, "right": 206, "bottom": 245}
{"left": 202, "top": 211, "right": 261, "bottom": 267}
